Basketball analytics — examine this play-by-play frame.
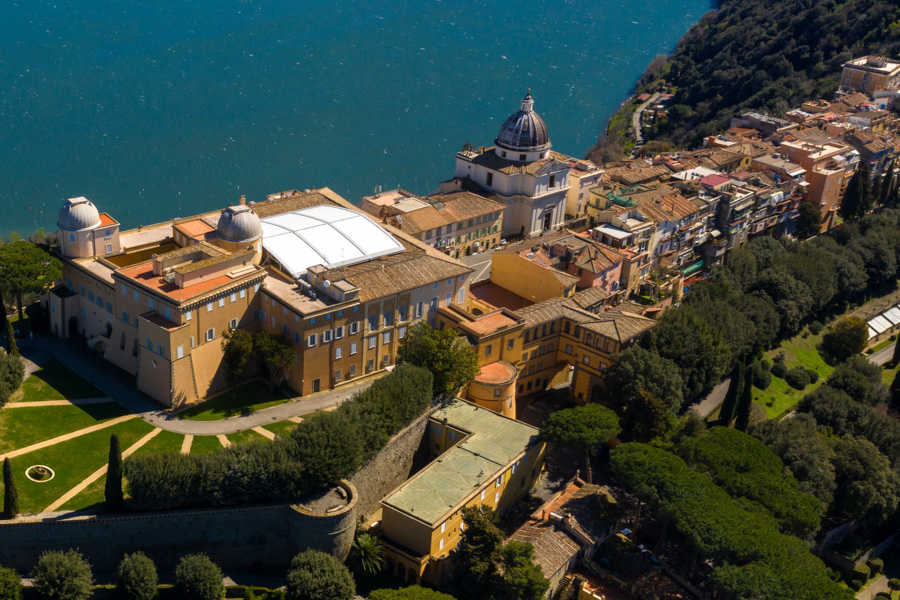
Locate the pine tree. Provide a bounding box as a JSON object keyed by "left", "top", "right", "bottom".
{"left": 718, "top": 362, "right": 743, "bottom": 426}
{"left": 735, "top": 363, "right": 753, "bottom": 431}
{"left": 105, "top": 434, "right": 123, "bottom": 510}
{"left": 3, "top": 458, "right": 18, "bottom": 519}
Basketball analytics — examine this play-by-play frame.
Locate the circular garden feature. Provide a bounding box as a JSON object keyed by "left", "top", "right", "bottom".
{"left": 25, "top": 465, "right": 55, "bottom": 483}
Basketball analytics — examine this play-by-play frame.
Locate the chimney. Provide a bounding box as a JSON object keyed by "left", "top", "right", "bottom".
{"left": 239, "top": 195, "right": 247, "bottom": 206}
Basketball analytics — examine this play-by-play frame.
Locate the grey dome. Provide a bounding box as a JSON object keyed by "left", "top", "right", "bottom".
{"left": 495, "top": 92, "right": 550, "bottom": 153}
{"left": 58, "top": 196, "right": 101, "bottom": 231}
{"left": 217, "top": 204, "right": 261, "bottom": 243}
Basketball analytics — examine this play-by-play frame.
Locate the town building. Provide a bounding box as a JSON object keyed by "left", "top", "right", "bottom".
{"left": 360, "top": 189, "right": 505, "bottom": 258}
{"left": 840, "top": 56, "right": 900, "bottom": 95}
{"left": 450, "top": 93, "right": 571, "bottom": 238}
{"left": 779, "top": 139, "right": 858, "bottom": 229}
{"left": 51, "top": 188, "right": 473, "bottom": 406}
{"left": 379, "top": 399, "right": 545, "bottom": 584}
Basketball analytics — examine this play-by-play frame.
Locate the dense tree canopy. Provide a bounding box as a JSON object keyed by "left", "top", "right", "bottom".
{"left": 541, "top": 403, "right": 620, "bottom": 483}
{"left": 0, "top": 240, "right": 61, "bottom": 320}
{"left": 398, "top": 322, "right": 478, "bottom": 397}
{"left": 285, "top": 550, "right": 355, "bottom": 600}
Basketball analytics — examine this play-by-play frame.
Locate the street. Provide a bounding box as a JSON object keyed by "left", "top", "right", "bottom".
{"left": 459, "top": 247, "right": 496, "bottom": 283}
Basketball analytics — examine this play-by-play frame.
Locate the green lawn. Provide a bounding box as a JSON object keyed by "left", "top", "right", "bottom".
{"left": 11, "top": 359, "right": 103, "bottom": 402}
{"left": 263, "top": 420, "right": 297, "bottom": 438}
{"left": 179, "top": 381, "right": 295, "bottom": 421}
{"left": 189, "top": 435, "right": 224, "bottom": 454}
{"left": 59, "top": 430, "right": 186, "bottom": 512}
{"left": 755, "top": 324, "right": 835, "bottom": 419}
{"left": 226, "top": 429, "right": 270, "bottom": 446}
{"left": 10, "top": 418, "right": 153, "bottom": 514}
{"left": 0, "top": 402, "right": 130, "bottom": 454}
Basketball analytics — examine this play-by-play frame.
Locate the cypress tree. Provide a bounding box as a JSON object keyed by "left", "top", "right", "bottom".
{"left": 735, "top": 363, "right": 753, "bottom": 431}
{"left": 105, "top": 434, "right": 123, "bottom": 510}
{"left": 3, "top": 458, "right": 18, "bottom": 519}
{"left": 718, "top": 362, "right": 743, "bottom": 426}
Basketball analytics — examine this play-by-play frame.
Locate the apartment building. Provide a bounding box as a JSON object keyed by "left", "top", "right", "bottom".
{"left": 52, "top": 188, "right": 472, "bottom": 406}
{"left": 841, "top": 56, "right": 900, "bottom": 95}
{"left": 380, "top": 399, "right": 545, "bottom": 585}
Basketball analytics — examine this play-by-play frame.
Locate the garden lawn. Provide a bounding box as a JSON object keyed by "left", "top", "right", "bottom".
{"left": 10, "top": 418, "right": 153, "bottom": 514}
{"left": 0, "top": 402, "right": 130, "bottom": 454}
{"left": 755, "top": 324, "right": 835, "bottom": 419}
{"left": 189, "top": 435, "right": 224, "bottom": 454}
{"left": 10, "top": 358, "right": 103, "bottom": 402}
{"left": 263, "top": 420, "right": 297, "bottom": 438}
{"left": 59, "top": 430, "right": 186, "bottom": 511}
{"left": 180, "top": 381, "right": 294, "bottom": 421}
{"left": 226, "top": 429, "right": 270, "bottom": 446}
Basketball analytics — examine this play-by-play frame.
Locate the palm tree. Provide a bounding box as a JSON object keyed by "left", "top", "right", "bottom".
{"left": 350, "top": 533, "right": 383, "bottom": 577}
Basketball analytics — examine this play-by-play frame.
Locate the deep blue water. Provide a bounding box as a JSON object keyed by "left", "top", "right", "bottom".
{"left": 0, "top": 0, "right": 710, "bottom": 236}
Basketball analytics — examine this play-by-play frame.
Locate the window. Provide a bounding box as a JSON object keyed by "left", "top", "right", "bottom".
{"left": 310, "top": 317, "right": 316, "bottom": 325}
{"left": 205, "top": 328, "right": 215, "bottom": 342}
{"left": 334, "top": 325, "right": 344, "bottom": 339}
{"left": 494, "top": 388, "right": 501, "bottom": 398}
{"left": 582, "top": 355, "right": 590, "bottom": 365}
{"left": 430, "top": 297, "right": 438, "bottom": 312}
{"left": 383, "top": 331, "right": 392, "bottom": 345}
{"left": 445, "top": 292, "right": 452, "bottom": 306}
{"left": 480, "top": 489, "right": 486, "bottom": 502}
{"left": 207, "top": 302, "right": 213, "bottom": 312}
{"left": 507, "top": 339, "right": 514, "bottom": 350}
{"left": 349, "top": 321, "right": 360, "bottom": 335}
{"left": 457, "top": 288, "right": 465, "bottom": 304}
{"left": 323, "top": 329, "right": 333, "bottom": 343}
{"left": 512, "top": 461, "right": 519, "bottom": 474}
{"left": 398, "top": 325, "right": 407, "bottom": 339}
{"left": 121, "top": 284, "right": 127, "bottom": 296}
{"left": 88, "top": 291, "right": 94, "bottom": 302}
{"left": 495, "top": 492, "right": 500, "bottom": 504}
{"left": 176, "top": 345, "right": 184, "bottom": 359}
{"left": 307, "top": 334, "right": 318, "bottom": 348}
{"left": 530, "top": 350, "right": 537, "bottom": 360}
{"left": 522, "top": 352, "right": 528, "bottom": 362}
{"left": 324, "top": 313, "right": 331, "bottom": 321}
{"left": 254, "top": 283, "right": 260, "bottom": 292}
{"left": 368, "top": 315, "right": 378, "bottom": 331}
{"left": 441, "top": 522, "right": 446, "bottom": 534}
{"left": 105, "top": 301, "right": 112, "bottom": 314}
{"left": 460, "top": 522, "right": 466, "bottom": 532}
{"left": 122, "top": 311, "right": 129, "bottom": 323}
{"left": 337, "top": 310, "right": 344, "bottom": 317}
{"left": 384, "top": 310, "right": 393, "bottom": 327}
{"left": 157, "top": 344, "right": 164, "bottom": 356}
{"left": 230, "top": 292, "right": 236, "bottom": 302}
{"left": 146, "top": 337, "right": 153, "bottom": 350}
{"left": 132, "top": 290, "right": 138, "bottom": 301}
{"left": 348, "top": 364, "right": 357, "bottom": 377}
{"left": 549, "top": 174, "right": 556, "bottom": 187}
{"left": 415, "top": 302, "right": 424, "bottom": 318}
{"left": 367, "top": 336, "right": 376, "bottom": 349}
{"left": 164, "top": 307, "right": 172, "bottom": 320}
{"left": 399, "top": 305, "right": 408, "bottom": 321}
{"left": 335, "top": 346, "right": 343, "bottom": 360}
{"left": 229, "top": 318, "right": 238, "bottom": 330}
{"left": 495, "top": 475, "right": 502, "bottom": 488}
{"left": 334, "top": 369, "right": 342, "bottom": 382}
{"left": 185, "top": 310, "right": 192, "bottom": 321}
{"left": 218, "top": 297, "right": 225, "bottom": 307}
{"left": 519, "top": 154, "right": 526, "bottom": 161}
{"left": 69, "top": 233, "right": 75, "bottom": 242}
{"left": 240, "top": 288, "right": 246, "bottom": 298}
{"left": 350, "top": 342, "right": 358, "bottom": 355}
{"left": 565, "top": 344, "right": 573, "bottom": 354}
{"left": 439, "top": 538, "right": 444, "bottom": 551}
{"left": 485, "top": 344, "right": 492, "bottom": 357}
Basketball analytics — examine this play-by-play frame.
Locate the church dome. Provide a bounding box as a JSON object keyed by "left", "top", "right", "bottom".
{"left": 217, "top": 204, "right": 261, "bottom": 243}
{"left": 495, "top": 92, "right": 551, "bottom": 153}
{"left": 58, "top": 196, "right": 101, "bottom": 231}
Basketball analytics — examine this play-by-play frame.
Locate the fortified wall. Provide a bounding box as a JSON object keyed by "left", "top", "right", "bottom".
{"left": 0, "top": 480, "right": 357, "bottom": 574}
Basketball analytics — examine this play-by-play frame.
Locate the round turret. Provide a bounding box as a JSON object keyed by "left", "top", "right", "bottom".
{"left": 58, "top": 197, "right": 101, "bottom": 231}
{"left": 495, "top": 92, "right": 551, "bottom": 154}
{"left": 217, "top": 204, "right": 261, "bottom": 243}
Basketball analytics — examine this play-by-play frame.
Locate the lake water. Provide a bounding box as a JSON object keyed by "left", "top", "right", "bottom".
{"left": 0, "top": 0, "right": 710, "bottom": 236}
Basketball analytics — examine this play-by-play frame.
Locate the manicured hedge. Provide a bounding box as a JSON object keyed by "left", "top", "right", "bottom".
{"left": 126, "top": 364, "right": 433, "bottom": 510}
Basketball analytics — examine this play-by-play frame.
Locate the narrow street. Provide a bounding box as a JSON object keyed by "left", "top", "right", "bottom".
{"left": 631, "top": 92, "right": 660, "bottom": 146}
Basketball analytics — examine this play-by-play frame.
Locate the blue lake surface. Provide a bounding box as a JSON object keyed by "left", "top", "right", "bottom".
{"left": 0, "top": 0, "right": 710, "bottom": 236}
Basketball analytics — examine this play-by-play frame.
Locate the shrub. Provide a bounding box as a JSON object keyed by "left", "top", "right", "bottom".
{"left": 771, "top": 358, "right": 788, "bottom": 379}
{"left": 116, "top": 552, "right": 158, "bottom": 600}
{"left": 0, "top": 565, "right": 21, "bottom": 600}
{"left": 868, "top": 557, "right": 884, "bottom": 575}
{"left": 888, "top": 577, "right": 900, "bottom": 590}
{"left": 785, "top": 367, "right": 811, "bottom": 390}
{"left": 874, "top": 593, "right": 891, "bottom": 600}
{"left": 31, "top": 550, "right": 93, "bottom": 600}
{"left": 751, "top": 360, "right": 772, "bottom": 390}
{"left": 126, "top": 364, "right": 433, "bottom": 510}
{"left": 822, "top": 317, "right": 868, "bottom": 362}
{"left": 809, "top": 320, "right": 824, "bottom": 335}
{"left": 175, "top": 554, "right": 223, "bottom": 600}
{"left": 806, "top": 368, "right": 819, "bottom": 384}
{"left": 853, "top": 563, "right": 871, "bottom": 581}
{"left": 285, "top": 550, "right": 354, "bottom": 600}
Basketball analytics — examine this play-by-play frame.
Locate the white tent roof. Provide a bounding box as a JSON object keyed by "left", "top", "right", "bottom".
{"left": 868, "top": 315, "right": 892, "bottom": 334}
{"left": 883, "top": 306, "right": 900, "bottom": 325}
{"left": 261, "top": 206, "right": 404, "bottom": 278}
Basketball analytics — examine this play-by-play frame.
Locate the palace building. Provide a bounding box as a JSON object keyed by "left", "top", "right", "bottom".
{"left": 50, "top": 188, "right": 472, "bottom": 406}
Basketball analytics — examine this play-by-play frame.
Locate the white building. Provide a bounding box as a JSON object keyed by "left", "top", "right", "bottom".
{"left": 452, "top": 93, "right": 570, "bottom": 239}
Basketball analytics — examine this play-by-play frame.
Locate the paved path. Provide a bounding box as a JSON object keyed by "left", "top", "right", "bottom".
{"left": 632, "top": 92, "right": 660, "bottom": 146}
{"left": 0, "top": 414, "right": 139, "bottom": 461}
{"left": 869, "top": 342, "right": 896, "bottom": 367}
{"left": 43, "top": 427, "right": 161, "bottom": 513}
{"left": 856, "top": 574, "right": 888, "bottom": 600}
{"left": 18, "top": 336, "right": 379, "bottom": 435}
{"left": 689, "top": 377, "right": 731, "bottom": 418}
{"left": 180, "top": 435, "right": 193, "bottom": 454}
{"left": 5, "top": 397, "right": 112, "bottom": 408}
{"left": 216, "top": 434, "right": 231, "bottom": 448}
{"left": 252, "top": 426, "right": 275, "bottom": 441}
{"left": 459, "top": 248, "right": 495, "bottom": 284}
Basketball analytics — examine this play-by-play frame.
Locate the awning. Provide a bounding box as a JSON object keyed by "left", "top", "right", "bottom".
{"left": 681, "top": 260, "right": 704, "bottom": 276}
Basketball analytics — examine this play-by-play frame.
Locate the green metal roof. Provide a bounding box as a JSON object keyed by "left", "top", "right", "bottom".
{"left": 381, "top": 400, "right": 540, "bottom": 526}
{"left": 681, "top": 259, "right": 704, "bottom": 276}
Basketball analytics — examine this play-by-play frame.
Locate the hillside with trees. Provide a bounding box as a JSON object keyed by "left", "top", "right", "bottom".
{"left": 644, "top": 0, "right": 900, "bottom": 147}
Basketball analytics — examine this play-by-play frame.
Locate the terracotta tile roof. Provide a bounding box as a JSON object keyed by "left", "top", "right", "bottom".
{"left": 175, "top": 219, "right": 215, "bottom": 238}
{"left": 514, "top": 296, "right": 655, "bottom": 343}
{"left": 470, "top": 147, "right": 568, "bottom": 176}
{"left": 396, "top": 192, "right": 504, "bottom": 235}
{"left": 475, "top": 361, "right": 517, "bottom": 385}
{"left": 637, "top": 193, "right": 704, "bottom": 223}
{"left": 606, "top": 164, "right": 670, "bottom": 185}
{"left": 509, "top": 521, "right": 580, "bottom": 581}
{"left": 250, "top": 190, "right": 332, "bottom": 218}
{"left": 98, "top": 213, "right": 118, "bottom": 227}
{"left": 569, "top": 286, "right": 612, "bottom": 309}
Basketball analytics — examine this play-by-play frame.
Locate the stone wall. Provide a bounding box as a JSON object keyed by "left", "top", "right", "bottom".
{"left": 350, "top": 407, "right": 432, "bottom": 518}
{"left": 0, "top": 481, "right": 357, "bottom": 574}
